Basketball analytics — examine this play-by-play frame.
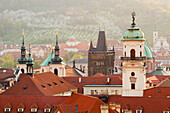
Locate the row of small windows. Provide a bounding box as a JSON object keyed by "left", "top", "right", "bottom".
{"left": 72, "top": 80, "right": 116, "bottom": 83}
{"left": 125, "top": 45, "right": 142, "bottom": 48}
{"left": 124, "top": 51, "right": 142, "bottom": 57}
{"left": 91, "top": 90, "right": 120, "bottom": 95}
{"left": 4, "top": 108, "right": 51, "bottom": 113}
{"left": 41, "top": 82, "right": 59, "bottom": 88}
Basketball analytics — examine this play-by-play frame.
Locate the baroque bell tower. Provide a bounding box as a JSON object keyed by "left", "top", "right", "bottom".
{"left": 50, "top": 29, "right": 65, "bottom": 77}
{"left": 121, "top": 12, "right": 147, "bottom": 97}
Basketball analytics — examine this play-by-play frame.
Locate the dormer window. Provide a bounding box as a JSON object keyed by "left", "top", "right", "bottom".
{"left": 31, "top": 108, "right": 38, "bottom": 113}
{"left": 136, "top": 110, "right": 143, "bottom": 113}
{"left": 4, "top": 108, "right": 11, "bottom": 112}
{"left": 18, "top": 108, "right": 24, "bottom": 112}
{"left": 44, "top": 108, "right": 51, "bottom": 113}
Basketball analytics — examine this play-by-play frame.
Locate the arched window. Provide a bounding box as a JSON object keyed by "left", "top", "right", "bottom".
{"left": 124, "top": 52, "right": 126, "bottom": 57}
{"left": 130, "top": 49, "right": 135, "bottom": 58}
{"left": 54, "top": 69, "right": 58, "bottom": 76}
{"left": 140, "top": 51, "right": 142, "bottom": 57}
{"left": 131, "top": 72, "right": 135, "bottom": 76}
{"left": 42, "top": 69, "right": 44, "bottom": 72}
{"left": 21, "top": 69, "right": 24, "bottom": 73}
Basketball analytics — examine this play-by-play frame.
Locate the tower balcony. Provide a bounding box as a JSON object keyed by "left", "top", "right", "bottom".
{"left": 121, "top": 56, "right": 146, "bottom": 61}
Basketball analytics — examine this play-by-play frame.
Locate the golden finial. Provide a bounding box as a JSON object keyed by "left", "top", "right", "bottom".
{"left": 56, "top": 28, "right": 58, "bottom": 36}
{"left": 22, "top": 29, "right": 24, "bottom": 36}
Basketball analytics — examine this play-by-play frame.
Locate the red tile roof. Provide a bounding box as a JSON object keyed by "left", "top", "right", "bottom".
{"left": 1, "top": 72, "right": 77, "bottom": 96}
{"left": 108, "top": 95, "right": 170, "bottom": 113}
{"left": 60, "top": 93, "right": 117, "bottom": 113}
{"left": 144, "top": 87, "right": 170, "bottom": 97}
{"left": 0, "top": 68, "right": 15, "bottom": 80}
{"left": 0, "top": 95, "right": 67, "bottom": 113}
{"left": 17, "top": 103, "right": 25, "bottom": 108}
{"left": 63, "top": 76, "right": 122, "bottom": 94}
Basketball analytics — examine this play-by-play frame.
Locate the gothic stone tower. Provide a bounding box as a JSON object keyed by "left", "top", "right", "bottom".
{"left": 50, "top": 29, "right": 65, "bottom": 77}
{"left": 88, "top": 29, "right": 115, "bottom": 76}
{"left": 121, "top": 12, "right": 147, "bottom": 97}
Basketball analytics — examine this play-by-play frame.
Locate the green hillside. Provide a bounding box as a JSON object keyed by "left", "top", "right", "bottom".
{"left": 0, "top": 0, "right": 169, "bottom": 46}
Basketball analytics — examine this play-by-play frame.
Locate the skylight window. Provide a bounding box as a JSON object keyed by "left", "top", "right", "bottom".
{"left": 53, "top": 82, "right": 58, "bottom": 86}
{"left": 60, "top": 80, "right": 64, "bottom": 84}
{"left": 41, "top": 85, "right": 46, "bottom": 88}
{"left": 73, "top": 80, "right": 75, "bottom": 83}
{"left": 47, "top": 83, "right": 52, "bottom": 87}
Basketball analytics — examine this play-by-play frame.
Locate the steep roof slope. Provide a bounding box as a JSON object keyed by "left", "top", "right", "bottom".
{"left": 1, "top": 72, "right": 77, "bottom": 96}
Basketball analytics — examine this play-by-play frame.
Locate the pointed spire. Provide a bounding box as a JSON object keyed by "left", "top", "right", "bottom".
{"left": 89, "top": 40, "right": 94, "bottom": 52}
{"left": 99, "top": 24, "right": 101, "bottom": 31}
{"left": 22, "top": 29, "right": 24, "bottom": 45}
{"left": 51, "top": 28, "right": 63, "bottom": 64}
{"left": 29, "top": 42, "right": 31, "bottom": 57}
{"left": 56, "top": 28, "right": 58, "bottom": 45}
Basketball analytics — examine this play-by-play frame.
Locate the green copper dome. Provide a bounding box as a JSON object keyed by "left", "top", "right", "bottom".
{"left": 123, "top": 26, "right": 145, "bottom": 41}
{"left": 147, "top": 66, "right": 169, "bottom": 75}
{"left": 144, "top": 43, "right": 154, "bottom": 59}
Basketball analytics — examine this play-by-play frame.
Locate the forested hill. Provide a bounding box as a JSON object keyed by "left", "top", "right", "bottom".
{"left": 0, "top": 0, "right": 169, "bottom": 46}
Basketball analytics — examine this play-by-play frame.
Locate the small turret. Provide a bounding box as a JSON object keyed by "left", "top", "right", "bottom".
{"left": 26, "top": 43, "right": 34, "bottom": 77}
{"left": 18, "top": 29, "right": 27, "bottom": 64}
{"left": 51, "top": 29, "right": 63, "bottom": 64}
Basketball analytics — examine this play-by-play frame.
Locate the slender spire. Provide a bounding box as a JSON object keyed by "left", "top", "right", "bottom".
{"left": 99, "top": 24, "right": 101, "bottom": 31}
{"left": 56, "top": 28, "right": 58, "bottom": 45}
{"left": 131, "top": 11, "right": 136, "bottom": 26}
{"left": 103, "top": 24, "right": 105, "bottom": 31}
{"left": 22, "top": 29, "right": 24, "bottom": 45}
{"left": 29, "top": 42, "right": 31, "bottom": 57}
{"left": 51, "top": 28, "right": 63, "bottom": 64}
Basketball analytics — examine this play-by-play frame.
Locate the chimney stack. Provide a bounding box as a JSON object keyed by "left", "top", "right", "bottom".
{"left": 109, "top": 102, "right": 116, "bottom": 110}
{"left": 100, "top": 105, "right": 109, "bottom": 113}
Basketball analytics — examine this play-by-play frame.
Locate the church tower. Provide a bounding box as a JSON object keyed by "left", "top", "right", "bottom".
{"left": 26, "top": 43, "right": 34, "bottom": 77}
{"left": 50, "top": 29, "right": 65, "bottom": 77}
{"left": 17, "top": 29, "right": 27, "bottom": 74}
{"left": 153, "top": 26, "right": 158, "bottom": 48}
{"left": 88, "top": 26, "right": 115, "bottom": 76}
{"left": 121, "top": 12, "right": 147, "bottom": 97}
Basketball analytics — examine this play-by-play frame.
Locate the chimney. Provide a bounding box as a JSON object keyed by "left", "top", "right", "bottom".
{"left": 100, "top": 105, "right": 109, "bottom": 113}
{"left": 79, "top": 77, "right": 81, "bottom": 83}
{"left": 115, "top": 104, "right": 121, "bottom": 113}
{"left": 109, "top": 102, "right": 116, "bottom": 110}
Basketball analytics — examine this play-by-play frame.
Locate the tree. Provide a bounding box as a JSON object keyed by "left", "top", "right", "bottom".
{"left": 34, "top": 60, "right": 41, "bottom": 69}
{"left": 71, "top": 53, "right": 84, "bottom": 60}
{"left": 0, "top": 54, "right": 16, "bottom": 68}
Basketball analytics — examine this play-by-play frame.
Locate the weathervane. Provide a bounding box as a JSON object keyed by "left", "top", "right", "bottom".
{"left": 131, "top": 11, "right": 136, "bottom": 26}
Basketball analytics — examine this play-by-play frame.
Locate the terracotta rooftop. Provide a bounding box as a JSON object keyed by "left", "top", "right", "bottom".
{"left": 157, "top": 78, "right": 170, "bottom": 87}
{"left": 1, "top": 72, "right": 77, "bottom": 96}
{"left": 63, "top": 76, "right": 122, "bottom": 94}
{"left": 60, "top": 93, "right": 118, "bottom": 113}
{"left": 0, "top": 68, "right": 15, "bottom": 80}
{"left": 108, "top": 95, "right": 170, "bottom": 113}
{"left": 0, "top": 95, "right": 67, "bottom": 113}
